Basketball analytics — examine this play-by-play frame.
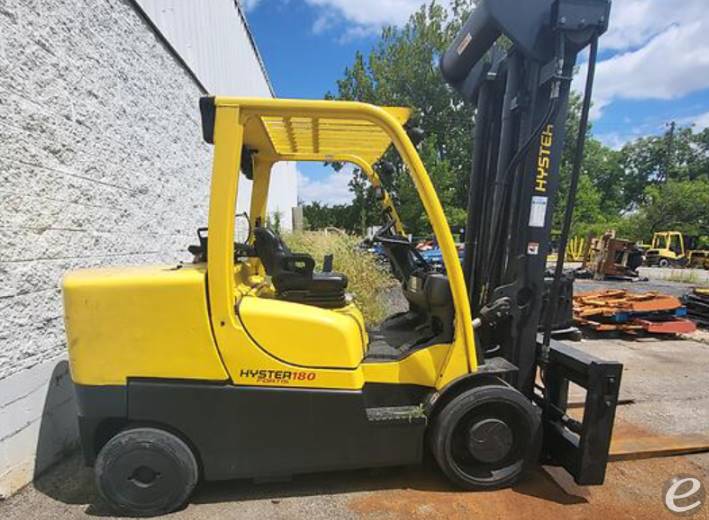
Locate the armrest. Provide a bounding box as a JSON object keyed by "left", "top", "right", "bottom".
{"left": 277, "top": 253, "right": 315, "bottom": 276}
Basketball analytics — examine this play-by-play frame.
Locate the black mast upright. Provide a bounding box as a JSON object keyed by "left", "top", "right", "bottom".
{"left": 441, "top": 0, "right": 611, "bottom": 394}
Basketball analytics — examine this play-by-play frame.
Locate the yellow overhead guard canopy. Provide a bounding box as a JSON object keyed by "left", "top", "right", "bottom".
{"left": 204, "top": 97, "right": 412, "bottom": 165}
{"left": 257, "top": 109, "right": 413, "bottom": 164}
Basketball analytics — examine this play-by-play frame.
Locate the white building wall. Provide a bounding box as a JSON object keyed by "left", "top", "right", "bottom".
{"left": 0, "top": 0, "right": 293, "bottom": 497}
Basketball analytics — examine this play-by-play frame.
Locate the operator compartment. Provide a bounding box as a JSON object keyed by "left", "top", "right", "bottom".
{"left": 365, "top": 223, "right": 455, "bottom": 361}
{"left": 196, "top": 97, "right": 460, "bottom": 373}
{"left": 236, "top": 222, "right": 454, "bottom": 366}
{"left": 229, "top": 223, "right": 368, "bottom": 369}
{"left": 63, "top": 264, "right": 227, "bottom": 385}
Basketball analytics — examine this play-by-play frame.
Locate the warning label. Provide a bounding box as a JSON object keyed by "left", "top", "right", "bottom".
{"left": 529, "top": 196, "right": 548, "bottom": 228}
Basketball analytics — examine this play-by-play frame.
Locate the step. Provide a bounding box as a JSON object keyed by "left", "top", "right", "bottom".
{"left": 366, "top": 405, "right": 427, "bottom": 426}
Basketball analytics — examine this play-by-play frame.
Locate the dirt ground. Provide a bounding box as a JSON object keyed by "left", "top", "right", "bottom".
{"left": 1, "top": 279, "right": 708, "bottom": 519}
{"left": 575, "top": 275, "right": 703, "bottom": 297}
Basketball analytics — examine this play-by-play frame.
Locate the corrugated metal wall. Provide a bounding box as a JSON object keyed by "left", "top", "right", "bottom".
{"left": 136, "top": 0, "right": 298, "bottom": 232}
{"left": 135, "top": 0, "right": 273, "bottom": 96}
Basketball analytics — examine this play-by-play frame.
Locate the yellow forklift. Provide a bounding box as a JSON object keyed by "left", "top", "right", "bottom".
{"left": 644, "top": 231, "right": 709, "bottom": 268}
{"left": 63, "top": 0, "right": 620, "bottom": 515}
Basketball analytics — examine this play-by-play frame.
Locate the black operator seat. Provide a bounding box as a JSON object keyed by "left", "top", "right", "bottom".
{"left": 253, "top": 227, "right": 349, "bottom": 309}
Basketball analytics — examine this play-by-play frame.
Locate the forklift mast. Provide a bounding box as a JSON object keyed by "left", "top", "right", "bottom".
{"left": 442, "top": 0, "right": 622, "bottom": 485}
{"left": 441, "top": 0, "right": 610, "bottom": 393}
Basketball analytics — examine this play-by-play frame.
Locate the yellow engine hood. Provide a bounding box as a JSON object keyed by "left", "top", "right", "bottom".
{"left": 63, "top": 263, "right": 228, "bottom": 385}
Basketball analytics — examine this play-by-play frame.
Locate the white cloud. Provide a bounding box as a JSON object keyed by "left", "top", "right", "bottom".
{"left": 677, "top": 110, "right": 709, "bottom": 131}
{"left": 596, "top": 132, "right": 632, "bottom": 151}
{"left": 241, "top": 0, "right": 441, "bottom": 39}
{"left": 575, "top": 7, "right": 709, "bottom": 119}
{"left": 305, "top": 0, "right": 431, "bottom": 29}
{"left": 603, "top": 0, "right": 707, "bottom": 51}
{"left": 303, "top": 0, "right": 452, "bottom": 37}
{"left": 690, "top": 112, "right": 709, "bottom": 130}
{"left": 312, "top": 13, "right": 336, "bottom": 34}
{"left": 297, "top": 166, "right": 354, "bottom": 205}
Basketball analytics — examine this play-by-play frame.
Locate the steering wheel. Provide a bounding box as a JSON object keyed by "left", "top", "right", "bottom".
{"left": 373, "top": 220, "right": 429, "bottom": 269}
{"left": 372, "top": 219, "right": 392, "bottom": 241}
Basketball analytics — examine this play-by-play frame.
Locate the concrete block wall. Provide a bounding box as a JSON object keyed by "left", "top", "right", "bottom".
{"left": 0, "top": 0, "right": 218, "bottom": 497}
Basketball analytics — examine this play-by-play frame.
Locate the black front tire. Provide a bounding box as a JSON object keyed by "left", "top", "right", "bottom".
{"left": 95, "top": 427, "right": 198, "bottom": 517}
{"left": 430, "top": 384, "right": 541, "bottom": 490}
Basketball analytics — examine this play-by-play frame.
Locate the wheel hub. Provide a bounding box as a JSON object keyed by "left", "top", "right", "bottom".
{"left": 467, "top": 418, "right": 514, "bottom": 464}
{"left": 129, "top": 465, "right": 161, "bottom": 488}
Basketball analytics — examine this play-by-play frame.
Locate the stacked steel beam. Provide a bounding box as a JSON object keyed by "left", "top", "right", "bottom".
{"left": 574, "top": 289, "right": 696, "bottom": 335}
{"left": 682, "top": 288, "right": 709, "bottom": 328}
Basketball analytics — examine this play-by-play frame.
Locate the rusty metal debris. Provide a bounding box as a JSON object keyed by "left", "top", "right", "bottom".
{"left": 573, "top": 289, "right": 697, "bottom": 334}
{"left": 578, "top": 231, "right": 645, "bottom": 280}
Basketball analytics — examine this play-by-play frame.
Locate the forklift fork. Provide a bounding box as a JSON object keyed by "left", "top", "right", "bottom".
{"left": 537, "top": 339, "right": 622, "bottom": 484}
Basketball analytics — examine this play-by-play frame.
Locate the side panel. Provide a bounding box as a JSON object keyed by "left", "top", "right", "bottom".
{"left": 237, "top": 296, "right": 366, "bottom": 369}
{"left": 127, "top": 381, "right": 425, "bottom": 480}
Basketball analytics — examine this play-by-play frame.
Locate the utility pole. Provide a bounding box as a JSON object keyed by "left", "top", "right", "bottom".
{"left": 663, "top": 120, "right": 675, "bottom": 182}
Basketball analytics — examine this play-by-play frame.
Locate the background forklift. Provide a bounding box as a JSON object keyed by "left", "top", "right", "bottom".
{"left": 62, "top": 0, "right": 620, "bottom": 516}
{"left": 644, "top": 231, "right": 709, "bottom": 268}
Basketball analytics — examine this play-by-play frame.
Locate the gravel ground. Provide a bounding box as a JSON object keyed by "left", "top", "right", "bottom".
{"left": 1, "top": 277, "right": 708, "bottom": 519}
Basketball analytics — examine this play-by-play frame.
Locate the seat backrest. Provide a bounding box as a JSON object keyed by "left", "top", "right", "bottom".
{"left": 253, "top": 227, "right": 290, "bottom": 275}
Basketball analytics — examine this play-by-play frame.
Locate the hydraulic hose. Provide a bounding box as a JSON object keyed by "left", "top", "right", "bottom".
{"left": 482, "top": 84, "right": 562, "bottom": 302}
{"left": 542, "top": 34, "right": 600, "bottom": 347}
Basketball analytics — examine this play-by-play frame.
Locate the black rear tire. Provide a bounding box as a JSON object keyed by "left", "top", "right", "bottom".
{"left": 95, "top": 427, "right": 198, "bottom": 517}
{"left": 430, "top": 384, "right": 541, "bottom": 490}
{"left": 569, "top": 329, "right": 583, "bottom": 342}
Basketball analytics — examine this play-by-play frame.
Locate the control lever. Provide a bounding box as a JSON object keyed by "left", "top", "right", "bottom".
{"left": 476, "top": 297, "right": 512, "bottom": 328}
{"left": 322, "top": 254, "right": 334, "bottom": 272}
{"left": 188, "top": 227, "right": 209, "bottom": 263}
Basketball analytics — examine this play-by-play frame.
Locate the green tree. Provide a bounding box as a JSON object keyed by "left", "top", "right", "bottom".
{"left": 553, "top": 93, "right": 625, "bottom": 235}
{"left": 302, "top": 201, "right": 358, "bottom": 231}
{"left": 321, "top": 0, "right": 708, "bottom": 245}
{"left": 348, "top": 167, "right": 382, "bottom": 235}
{"left": 328, "top": 1, "right": 476, "bottom": 235}
{"left": 617, "top": 125, "right": 709, "bottom": 209}
{"left": 330, "top": 2, "right": 621, "bottom": 237}
{"left": 621, "top": 179, "right": 709, "bottom": 241}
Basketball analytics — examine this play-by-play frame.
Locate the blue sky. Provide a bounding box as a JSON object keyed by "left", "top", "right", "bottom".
{"left": 243, "top": 0, "right": 709, "bottom": 204}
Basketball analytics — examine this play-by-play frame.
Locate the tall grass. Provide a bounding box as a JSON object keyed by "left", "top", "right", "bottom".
{"left": 283, "top": 230, "right": 397, "bottom": 324}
